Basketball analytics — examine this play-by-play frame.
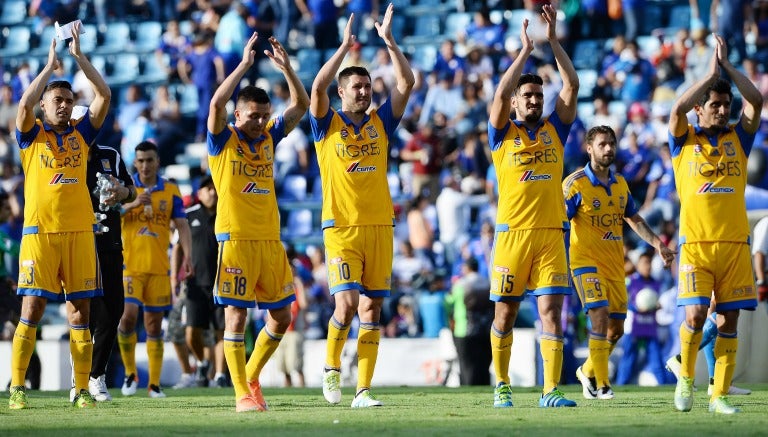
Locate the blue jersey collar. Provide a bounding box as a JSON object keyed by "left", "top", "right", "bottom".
{"left": 338, "top": 110, "right": 371, "bottom": 135}
{"left": 133, "top": 173, "right": 165, "bottom": 190}
{"left": 584, "top": 161, "right": 617, "bottom": 187}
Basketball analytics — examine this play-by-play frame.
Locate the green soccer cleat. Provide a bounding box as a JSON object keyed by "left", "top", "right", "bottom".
{"left": 351, "top": 389, "right": 383, "bottom": 408}
{"left": 322, "top": 368, "right": 342, "bottom": 404}
{"left": 539, "top": 388, "right": 577, "bottom": 408}
{"left": 674, "top": 376, "right": 694, "bottom": 412}
{"left": 8, "top": 386, "right": 28, "bottom": 410}
{"left": 72, "top": 389, "right": 96, "bottom": 408}
{"left": 493, "top": 382, "right": 513, "bottom": 408}
{"left": 709, "top": 396, "right": 741, "bottom": 414}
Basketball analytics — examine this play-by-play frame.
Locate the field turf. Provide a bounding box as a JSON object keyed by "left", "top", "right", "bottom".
{"left": 2, "top": 385, "right": 768, "bottom": 436}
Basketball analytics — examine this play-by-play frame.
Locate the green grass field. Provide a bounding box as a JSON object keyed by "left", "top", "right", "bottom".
{"left": 2, "top": 385, "right": 768, "bottom": 436}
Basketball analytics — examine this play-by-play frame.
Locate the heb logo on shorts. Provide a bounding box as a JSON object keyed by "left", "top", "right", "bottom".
{"left": 494, "top": 265, "right": 509, "bottom": 273}
{"left": 49, "top": 173, "right": 78, "bottom": 184}
{"left": 241, "top": 183, "right": 270, "bottom": 194}
{"left": 346, "top": 162, "right": 376, "bottom": 173}
{"left": 697, "top": 182, "right": 734, "bottom": 194}
{"left": 225, "top": 267, "right": 242, "bottom": 274}
{"left": 519, "top": 170, "right": 552, "bottom": 182}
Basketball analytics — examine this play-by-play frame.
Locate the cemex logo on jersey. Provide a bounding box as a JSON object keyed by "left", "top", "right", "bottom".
{"left": 241, "top": 183, "right": 270, "bottom": 194}
{"left": 602, "top": 231, "right": 622, "bottom": 241}
{"left": 697, "top": 182, "right": 735, "bottom": 194}
{"left": 519, "top": 170, "right": 552, "bottom": 182}
{"left": 137, "top": 226, "right": 158, "bottom": 237}
{"left": 346, "top": 162, "right": 376, "bottom": 173}
{"left": 49, "top": 173, "right": 78, "bottom": 184}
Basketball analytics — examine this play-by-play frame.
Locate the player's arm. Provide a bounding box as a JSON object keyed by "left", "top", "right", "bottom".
{"left": 625, "top": 213, "right": 677, "bottom": 267}
{"left": 170, "top": 232, "right": 185, "bottom": 293}
{"left": 543, "top": 4, "right": 578, "bottom": 124}
{"left": 208, "top": 32, "right": 260, "bottom": 135}
{"left": 669, "top": 38, "right": 720, "bottom": 137}
{"left": 265, "top": 37, "right": 309, "bottom": 132}
{"left": 715, "top": 35, "right": 763, "bottom": 133}
{"left": 173, "top": 216, "right": 194, "bottom": 279}
{"left": 69, "top": 22, "right": 111, "bottom": 129}
{"left": 489, "top": 18, "right": 533, "bottom": 129}
{"left": 17, "top": 38, "right": 58, "bottom": 132}
{"left": 311, "top": 14, "right": 356, "bottom": 119}
{"left": 376, "top": 3, "right": 414, "bottom": 118}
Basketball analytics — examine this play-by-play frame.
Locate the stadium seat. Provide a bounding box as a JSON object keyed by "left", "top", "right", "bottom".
{"left": 506, "top": 9, "right": 530, "bottom": 36}
{"left": 285, "top": 209, "right": 314, "bottom": 238}
{"left": 577, "top": 102, "right": 595, "bottom": 127}
{"left": 95, "top": 22, "right": 131, "bottom": 54}
{"left": 0, "top": 0, "right": 27, "bottom": 26}
{"left": 137, "top": 54, "right": 168, "bottom": 85}
{"left": 404, "top": 15, "right": 442, "bottom": 45}
{"left": 163, "top": 164, "right": 191, "bottom": 184}
{"left": 281, "top": 174, "right": 308, "bottom": 201}
{"left": 133, "top": 21, "right": 163, "bottom": 53}
{"left": 407, "top": 43, "right": 438, "bottom": 72}
{"left": 607, "top": 100, "right": 627, "bottom": 126}
{"left": 0, "top": 26, "right": 31, "bottom": 58}
{"left": 178, "top": 83, "right": 199, "bottom": 116}
{"left": 636, "top": 35, "right": 662, "bottom": 59}
{"left": 641, "top": 4, "right": 663, "bottom": 35}
{"left": 571, "top": 39, "right": 602, "bottom": 71}
{"left": 444, "top": 12, "right": 472, "bottom": 39}
{"left": 388, "top": 172, "right": 401, "bottom": 198}
{"left": 30, "top": 26, "right": 57, "bottom": 57}
{"left": 296, "top": 48, "right": 321, "bottom": 74}
{"left": 89, "top": 54, "right": 107, "bottom": 76}
{"left": 667, "top": 5, "right": 691, "bottom": 33}
{"left": 106, "top": 53, "right": 139, "bottom": 87}
{"left": 576, "top": 69, "right": 597, "bottom": 101}
{"left": 311, "top": 175, "right": 323, "bottom": 200}
{"left": 78, "top": 24, "right": 98, "bottom": 53}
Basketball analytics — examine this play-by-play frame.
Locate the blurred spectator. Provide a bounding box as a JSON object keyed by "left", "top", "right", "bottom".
{"left": 609, "top": 40, "right": 656, "bottom": 106}
{"left": 401, "top": 122, "right": 442, "bottom": 201}
{"left": 523, "top": 2, "right": 567, "bottom": 65}
{"left": 371, "top": 76, "right": 389, "bottom": 109}
{"left": 621, "top": 0, "right": 647, "bottom": 41}
{"left": 10, "top": 63, "right": 34, "bottom": 103}
{"left": 178, "top": 31, "right": 225, "bottom": 141}
{"left": 711, "top": 0, "right": 750, "bottom": 64}
{"left": 385, "top": 295, "right": 419, "bottom": 338}
{"left": 592, "top": 96, "right": 624, "bottom": 135}
{"left": 0, "top": 86, "right": 18, "bottom": 163}
{"left": 274, "top": 126, "right": 309, "bottom": 188}
{"left": 458, "top": 8, "right": 505, "bottom": 55}
{"left": 753, "top": 215, "right": 768, "bottom": 302}
{"left": 652, "top": 29, "right": 687, "bottom": 90}
{"left": 151, "top": 84, "right": 185, "bottom": 165}
{"left": 72, "top": 64, "right": 96, "bottom": 106}
{"left": 406, "top": 195, "right": 436, "bottom": 266}
{"left": 579, "top": 0, "right": 611, "bottom": 39}
{"left": 465, "top": 220, "right": 494, "bottom": 278}
{"left": 419, "top": 71, "right": 463, "bottom": 135}
{"left": 617, "top": 127, "right": 653, "bottom": 205}
{"left": 464, "top": 45, "right": 494, "bottom": 96}
{"left": 392, "top": 240, "right": 433, "bottom": 295}
{"left": 537, "top": 64, "right": 562, "bottom": 117}
{"left": 121, "top": 107, "right": 157, "bottom": 171}
{"left": 215, "top": 2, "right": 250, "bottom": 75}
{"left": 344, "top": 0, "right": 379, "bottom": 44}
{"left": 436, "top": 175, "right": 470, "bottom": 268}
{"left": 498, "top": 36, "right": 536, "bottom": 76}
{"left": 294, "top": 0, "right": 340, "bottom": 51}
{"left": 274, "top": 266, "right": 308, "bottom": 387}
{"left": 445, "top": 257, "right": 493, "bottom": 386}
{"left": 29, "top": 0, "right": 80, "bottom": 33}
{"left": 370, "top": 47, "right": 396, "bottom": 91}
{"left": 433, "top": 40, "right": 465, "bottom": 86}
{"left": 157, "top": 20, "right": 192, "bottom": 83}
{"left": 563, "top": 115, "right": 587, "bottom": 176}
{"left": 448, "top": 129, "right": 489, "bottom": 195}
{"left": 640, "top": 145, "right": 677, "bottom": 232}
{"left": 340, "top": 41, "right": 369, "bottom": 70}
{"left": 677, "top": 28, "right": 713, "bottom": 96}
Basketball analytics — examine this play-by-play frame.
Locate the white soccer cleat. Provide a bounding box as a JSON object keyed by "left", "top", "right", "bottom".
{"left": 596, "top": 386, "right": 615, "bottom": 400}
{"left": 665, "top": 356, "right": 681, "bottom": 380}
{"left": 89, "top": 375, "right": 112, "bottom": 401}
{"left": 351, "top": 389, "right": 383, "bottom": 408}
{"left": 708, "top": 384, "right": 752, "bottom": 396}
{"left": 173, "top": 373, "right": 197, "bottom": 389}
{"left": 148, "top": 384, "right": 166, "bottom": 398}
{"left": 576, "top": 366, "right": 597, "bottom": 399}
{"left": 121, "top": 373, "right": 138, "bottom": 396}
{"left": 322, "top": 368, "right": 342, "bottom": 404}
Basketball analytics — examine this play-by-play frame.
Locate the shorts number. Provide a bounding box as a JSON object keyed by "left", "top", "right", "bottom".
{"left": 234, "top": 276, "right": 247, "bottom": 296}
{"left": 125, "top": 279, "right": 133, "bottom": 295}
{"left": 685, "top": 272, "right": 696, "bottom": 293}
{"left": 19, "top": 266, "right": 34, "bottom": 286}
{"left": 499, "top": 274, "right": 514, "bottom": 294}
{"left": 337, "top": 262, "right": 351, "bottom": 281}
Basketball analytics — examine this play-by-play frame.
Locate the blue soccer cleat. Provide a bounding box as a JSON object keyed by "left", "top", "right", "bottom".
{"left": 539, "top": 388, "right": 577, "bottom": 408}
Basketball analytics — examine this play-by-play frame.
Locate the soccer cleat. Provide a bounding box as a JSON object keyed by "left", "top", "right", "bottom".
{"left": 89, "top": 375, "right": 112, "bottom": 402}
{"left": 576, "top": 366, "right": 597, "bottom": 400}
{"left": 8, "top": 386, "right": 28, "bottom": 410}
{"left": 665, "top": 356, "right": 681, "bottom": 380}
{"left": 709, "top": 396, "right": 740, "bottom": 414}
{"left": 596, "top": 386, "right": 615, "bottom": 400}
{"left": 493, "top": 382, "right": 513, "bottom": 408}
{"left": 148, "top": 384, "right": 166, "bottom": 398}
{"left": 173, "top": 373, "right": 197, "bottom": 389}
{"left": 539, "top": 388, "right": 577, "bottom": 408}
{"left": 121, "top": 373, "right": 138, "bottom": 396}
{"left": 213, "top": 374, "right": 230, "bottom": 388}
{"left": 195, "top": 360, "right": 210, "bottom": 387}
{"left": 247, "top": 380, "right": 269, "bottom": 410}
{"left": 674, "top": 376, "right": 694, "bottom": 412}
{"left": 72, "top": 389, "right": 96, "bottom": 408}
{"left": 236, "top": 394, "right": 266, "bottom": 413}
{"left": 351, "top": 389, "right": 383, "bottom": 408}
{"left": 707, "top": 384, "right": 752, "bottom": 396}
{"left": 322, "top": 368, "right": 342, "bottom": 404}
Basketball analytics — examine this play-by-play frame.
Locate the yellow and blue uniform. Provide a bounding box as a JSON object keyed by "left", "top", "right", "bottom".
{"left": 121, "top": 175, "right": 185, "bottom": 311}
{"left": 487, "top": 113, "right": 572, "bottom": 302}
{"left": 207, "top": 117, "right": 295, "bottom": 309}
{"left": 16, "top": 116, "right": 102, "bottom": 301}
{"left": 310, "top": 99, "right": 400, "bottom": 297}
{"left": 564, "top": 163, "right": 638, "bottom": 319}
{"left": 669, "top": 124, "right": 757, "bottom": 312}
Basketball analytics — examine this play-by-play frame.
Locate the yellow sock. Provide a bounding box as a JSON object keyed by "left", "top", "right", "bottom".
{"left": 589, "top": 335, "right": 611, "bottom": 388}
{"left": 245, "top": 328, "right": 283, "bottom": 382}
{"left": 11, "top": 319, "right": 37, "bottom": 387}
{"left": 325, "top": 317, "right": 350, "bottom": 369}
{"left": 490, "top": 325, "right": 513, "bottom": 385}
{"left": 712, "top": 334, "right": 738, "bottom": 399}
{"left": 117, "top": 330, "right": 138, "bottom": 377}
{"left": 223, "top": 332, "right": 249, "bottom": 398}
{"left": 70, "top": 325, "right": 93, "bottom": 391}
{"left": 540, "top": 334, "right": 564, "bottom": 393}
{"left": 146, "top": 336, "right": 164, "bottom": 387}
{"left": 581, "top": 355, "right": 594, "bottom": 378}
{"left": 357, "top": 323, "right": 381, "bottom": 392}
{"left": 679, "top": 323, "right": 702, "bottom": 378}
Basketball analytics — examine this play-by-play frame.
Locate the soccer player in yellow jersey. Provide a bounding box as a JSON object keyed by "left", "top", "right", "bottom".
{"left": 669, "top": 35, "right": 761, "bottom": 415}
{"left": 487, "top": 5, "right": 578, "bottom": 408}
{"left": 311, "top": 4, "right": 414, "bottom": 408}
{"left": 9, "top": 23, "right": 112, "bottom": 409}
{"left": 207, "top": 32, "right": 309, "bottom": 413}
{"left": 117, "top": 141, "right": 193, "bottom": 399}
{"left": 564, "top": 125, "right": 676, "bottom": 400}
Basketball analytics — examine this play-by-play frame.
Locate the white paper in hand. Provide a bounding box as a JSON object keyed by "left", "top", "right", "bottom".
{"left": 54, "top": 20, "right": 85, "bottom": 41}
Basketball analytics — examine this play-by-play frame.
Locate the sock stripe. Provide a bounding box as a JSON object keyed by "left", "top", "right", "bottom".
{"left": 70, "top": 324, "right": 89, "bottom": 330}
{"left": 224, "top": 332, "right": 245, "bottom": 342}
{"left": 264, "top": 328, "right": 284, "bottom": 341}
{"left": 717, "top": 331, "right": 738, "bottom": 339}
{"left": 540, "top": 332, "right": 564, "bottom": 342}
{"left": 588, "top": 331, "right": 607, "bottom": 340}
{"left": 19, "top": 318, "right": 37, "bottom": 327}
{"left": 683, "top": 322, "right": 702, "bottom": 333}
{"left": 330, "top": 316, "right": 350, "bottom": 330}
{"left": 359, "top": 322, "right": 379, "bottom": 330}
{"left": 492, "top": 325, "right": 512, "bottom": 338}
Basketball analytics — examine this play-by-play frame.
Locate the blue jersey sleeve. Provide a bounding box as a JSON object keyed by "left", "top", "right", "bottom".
{"left": 171, "top": 194, "right": 186, "bottom": 219}
{"left": 734, "top": 122, "right": 757, "bottom": 157}
{"left": 16, "top": 124, "right": 41, "bottom": 150}
{"left": 207, "top": 127, "right": 233, "bottom": 156}
{"left": 488, "top": 120, "right": 510, "bottom": 152}
{"left": 668, "top": 129, "right": 687, "bottom": 158}
{"left": 624, "top": 190, "right": 639, "bottom": 217}
{"left": 269, "top": 115, "right": 287, "bottom": 145}
{"left": 75, "top": 115, "right": 97, "bottom": 146}
{"left": 376, "top": 99, "right": 401, "bottom": 137}
{"left": 547, "top": 111, "right": 572, "bottom": 148}
{"left": 310, "top": 110, "right": 333, "bottom": 142}
{"left": 564, "top": 192, "right": 581, "bottom": 220}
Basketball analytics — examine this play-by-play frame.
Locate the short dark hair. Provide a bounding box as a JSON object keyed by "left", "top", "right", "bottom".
{"left": 338, "top": 66, "right": 371, "bottom": 86}
{"left": 198, "top": 174, "right": 214, "bottom": 189}
{"left": 698, "top": 78, "right": 733, "bottom": 107}
{"left": 515, "top": 74, "right": 543, "bottom": 94}
{"left": 236, "top": 85, "right": 270, "bottom": 106}
{"left": 585, "top": 125, "right": 617, "bottom": 146}
{"left": 43, "top": 81, "right": 73, "bottom": 95}
{"left": 464, "top": 257, "right": 479, "bottom": 272}
{"left": 135, "top": 140, "right": 158, "bottom": 153}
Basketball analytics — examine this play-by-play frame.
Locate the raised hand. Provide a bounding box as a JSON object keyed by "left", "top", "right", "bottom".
{"left": 713, "top": 33, "right": 729, "bottom": 65}
{"left": 374, "top": 3, "right": 394, "bottom": 44}
{"left": 342, "top": 14, "right": 357, "bottom": 49}
{"left": 242, "top": 32, "right": 259, "bottom": 66}
{"left": 541, "top": 3, "right": 558, "bottom": 42}
{"left": 46, "top": 37, "right": 60, "bottom": 71}
{"left": 68, "top": 20, "right": 82, "bottom": 58}
{"left": 520, "top": 18, "right": 533, "bottom": 53}
{"left": 265, "top": 37, "right": 292, "bottom": 71}
{"left": 708, "top": 34, "right": 721, "bottom": 77}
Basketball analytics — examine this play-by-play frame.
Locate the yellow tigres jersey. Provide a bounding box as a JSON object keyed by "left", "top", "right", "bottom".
{"left": 488, "top": 114, "right": 571, "bottom": 231}
{"left": 121, "top": 175, "right": 185, "bottom": 274}
{"left": 17, "top": 118, "right": 98, "bottom": 234}
{"left": 564, "top": 164, "right": 638, "bottom": 281}
{"left": 207, "top": 119, "right": 286, "bottom": 241}
{"left": 669, "top": 124, "right": 753, "bottom": 244}
{"left": 310, "top": 100, "right": 400, "bottom": 228}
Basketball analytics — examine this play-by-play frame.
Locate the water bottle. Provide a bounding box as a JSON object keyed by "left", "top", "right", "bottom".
{"left": 95, "top": 172, "right": 113, "bottom": 211}
{"left": 144, "top": 186, "right": 155, "bottom": 219}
